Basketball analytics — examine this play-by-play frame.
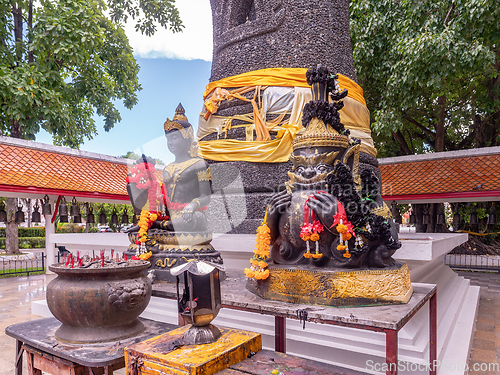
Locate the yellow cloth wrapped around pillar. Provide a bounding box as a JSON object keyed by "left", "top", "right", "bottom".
{"left": 198, "top": 124, "right": 301, "bottom": 163}
{"left": 203, "top": 68, "right": 366, "bottom": 107}
{"left": 198, "top": 68, "right": 377, "bottom": 162}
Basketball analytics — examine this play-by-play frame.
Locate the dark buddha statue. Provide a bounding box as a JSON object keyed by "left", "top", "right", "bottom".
{"left": 246, "top": 66, "right": 401, "bottom": 276}
{"left": 245, "top": 67, "right": 411, "bottom": 307}
{"left": 125, "top": 104, "right": 223, "bottom": 281}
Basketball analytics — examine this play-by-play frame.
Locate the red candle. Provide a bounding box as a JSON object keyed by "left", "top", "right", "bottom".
{"left": 124, "top": 254, "right": 127, "bottom": 261}
{"left": 111, "top": 249, "right": 114, "bottom": 259}
{"left": 70, "top": 255, "right": 74, "bottom": 268}
{"left": 93, "top": 250, "right": 95, "bottom": 261}
{"left": 63, "top": 253, "right": 67, "bottom": 266}
{"left": 101, "top": 250, "right": 105, "bottom": 267}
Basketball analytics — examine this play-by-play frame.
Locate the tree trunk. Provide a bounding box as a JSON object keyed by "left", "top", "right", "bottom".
{"left": 391, "top": 130, "right": 412, "bottom": 155}
{"left": 435, "top": 96, "right": 446, "bottom": 152}
{"left": 11, "top": 118, "right": 22, "bottom": 138}
{"left": 13, "top": 2, "right": 23, "bottom": 62}
{"left": 5, "top": 198, "right": 20, "bottom": 255}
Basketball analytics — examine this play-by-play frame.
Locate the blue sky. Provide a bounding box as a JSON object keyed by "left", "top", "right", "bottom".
{"left": 35, "top": 0, "right": 213, "bottom": 165}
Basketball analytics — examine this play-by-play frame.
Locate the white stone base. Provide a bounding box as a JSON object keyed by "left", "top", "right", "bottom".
{"left": 32, "top": 232, "right": 478, "bottom": 375}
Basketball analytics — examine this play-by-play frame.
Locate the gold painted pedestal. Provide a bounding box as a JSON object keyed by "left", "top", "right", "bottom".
{"left": 125, "top": 326, "right": 261, "bottom": 375}
{"left": 246, "top": 262, "right": 413, "bottom": 307}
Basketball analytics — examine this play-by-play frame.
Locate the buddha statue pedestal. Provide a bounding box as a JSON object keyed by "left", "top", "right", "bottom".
{"left": 247, "top": 262, "right": 413, "bottom": 307}
{"left": 125, "top": 231, "right": 223, "bottom": 283}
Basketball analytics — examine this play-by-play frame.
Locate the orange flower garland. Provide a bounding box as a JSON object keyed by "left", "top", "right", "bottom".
{"left": 245, "top": 209, "right": 271, "bottom": 280}
{"left": 331, "top": 201, "right": 355, "bottom": 258}
{"left": 300, "top": 193, "right": 325, "bottom": 259}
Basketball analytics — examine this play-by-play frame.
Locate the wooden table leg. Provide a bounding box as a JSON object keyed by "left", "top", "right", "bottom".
{"left": 15, "top": 340, "right": 23, "bottom": 375}
{"left": 386, "top": 330, "right": 398, "bottom": 375}
{"left": 26, "top": 352, "right": 42, "bottom": 375}
{"left": 429, "top": 291, "right": 437, "bottom": 375}
{"left": 275, "top": 316, "right": 286, "bottom": 353}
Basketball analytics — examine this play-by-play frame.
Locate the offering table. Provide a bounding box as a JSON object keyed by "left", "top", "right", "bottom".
{"left": 5, "top": 318, "right": 177, "bottom": 375}
{"left": 153, "top": 271, "right": 437, "bottom": 375}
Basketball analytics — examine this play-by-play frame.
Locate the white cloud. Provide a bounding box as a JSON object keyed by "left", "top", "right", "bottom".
{"left": 124, "top": 0, "right": 213, "bottom": 61}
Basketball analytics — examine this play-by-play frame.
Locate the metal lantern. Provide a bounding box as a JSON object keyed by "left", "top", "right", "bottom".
{"left": 31, "top": 200, "right": 41, "bottom": 223}
{"left": 15, "top": 201, "right": 25, "bottom": 223}
{"left": 422, "top": 208, "right": 430, "bottom": 225}
{"left": 111, "top": 205, "right": 119, "bottom": 225}
{"left": 70, "top": 197, "right": 80, "bottom": 216}
{"left": 469, "top": 205, "right": 478, "bottom": 225}
{"left": 86, "top": 203, "right": 95, "bottom": 224}
{"left": 391, "top": 201, "right": 402, "bottom": 224}
{"left": 436, "top": 213, "right": 445, "bottom": 225}
{"left": 171, "top": 260, "right": 226, "bottom": 345}
{"left": 42, "top": 195, "right": 52, "bottom": 215}
{"left": 0, "top": 201, "right": 6, "bottom": 222}
{"left": 59, "top": 197, "right": 68, "bottom": 216}
{"left": 487, "top": 204, "right": 497, "bottom": 226}
{"left": 121, "top": 206, "right": 129, "bottom": 224}
{"left": 99, "top": 205, "right": 107, "bottom": 224}
{"left": 59, "top": 215, "right": 68, "bottom": 223}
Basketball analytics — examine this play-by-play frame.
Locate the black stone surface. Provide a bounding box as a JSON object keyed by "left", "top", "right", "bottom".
{"left": 210, "top": 0, "right": 357, "bottom": 82}
{"left": 5, "top": 317, "right": 178, "bottom": 368}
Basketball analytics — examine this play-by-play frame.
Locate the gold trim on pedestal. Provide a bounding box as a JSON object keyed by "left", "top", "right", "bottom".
{"left": 247, "top": 262, "right": 413, "bottom": 307}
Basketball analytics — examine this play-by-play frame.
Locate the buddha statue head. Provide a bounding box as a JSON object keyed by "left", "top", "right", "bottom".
{"left": 164, "top": 103, "right": 198, "bottom": 158}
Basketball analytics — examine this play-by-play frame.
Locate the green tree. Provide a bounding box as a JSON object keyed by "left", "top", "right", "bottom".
{"left": 0, "top": 0, "right": 183, "bottom": 146}
{"left": 350, "top": 0, "right": 499, "bottom": 157}
{"left": 121, "top": 151, "right": 164, "bottom": 165}
{"left": 0, "top": 0, "right": 182, "bottom": 254}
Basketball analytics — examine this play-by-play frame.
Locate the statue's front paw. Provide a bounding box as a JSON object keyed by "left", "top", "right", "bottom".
{"left": 124, "top": 224, "right": 139, "bottom": 233}
{"left": 279, "top": 243, "right": 292, "bottom": 259}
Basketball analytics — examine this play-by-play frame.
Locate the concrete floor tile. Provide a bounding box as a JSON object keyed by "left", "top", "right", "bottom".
{"left": 470, "top": 348, "right": 497, "bottom": 363}
{"left": 477, "top": 316, "right": 495, "bottom": 325}
{"left": 476, "top": 323, "right": 495, "bottom": 332}
{"left": 476, "top": 330, "right": 496, "bottom": 341}
{"left": 473, "top": 338, "right": 496, "bottom": 351}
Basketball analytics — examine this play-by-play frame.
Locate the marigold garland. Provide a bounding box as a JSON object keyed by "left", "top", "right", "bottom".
{"left": 331, "top": 200, "right": 356, "bottom": 258}
{"left": 245, "top": 209, "right": 271, "bottom": 280}
{"left": 301, "top": 193, "right": 325, "bottom": 259}
{"left": 136, "top": 211, "right": 158, "bottom": 244}
{"left": 139, "top": 251, "right": 153, "bottom": 260}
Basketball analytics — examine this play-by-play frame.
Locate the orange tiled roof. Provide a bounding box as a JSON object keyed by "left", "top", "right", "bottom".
{"left": 380, "top": 151, "right": 500, "bottom": 200}
{"left": 0, "top": 138, "right": 163, "bottom": 201}
{"left": 0, "top": 143, "right": 128, "bottom": 198}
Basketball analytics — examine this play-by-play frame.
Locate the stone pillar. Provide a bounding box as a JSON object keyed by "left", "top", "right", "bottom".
{"left": 44, "top": 213, "right": 55, "bottom": 274}
{"left": 210, "top": 0, "right": 357, "bottom": 82}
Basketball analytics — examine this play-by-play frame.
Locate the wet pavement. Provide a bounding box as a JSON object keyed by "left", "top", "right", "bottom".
{"left": 0, "top": 275, "right": 47, "bottom": 375}
{"left": 0, "top": 270, "right": 499, "bottom": 374}
{"left": 456, "top": 271, "right": 500, "bottom": 375}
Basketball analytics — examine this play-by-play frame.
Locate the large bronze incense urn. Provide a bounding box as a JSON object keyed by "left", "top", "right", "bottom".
{"left": 47, "top": 260, "right": 152, "bottom": 344}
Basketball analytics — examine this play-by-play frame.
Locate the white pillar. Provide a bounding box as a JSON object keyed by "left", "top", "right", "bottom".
{"left": 44, "top": 213, "right": 55, "bottom": 274}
